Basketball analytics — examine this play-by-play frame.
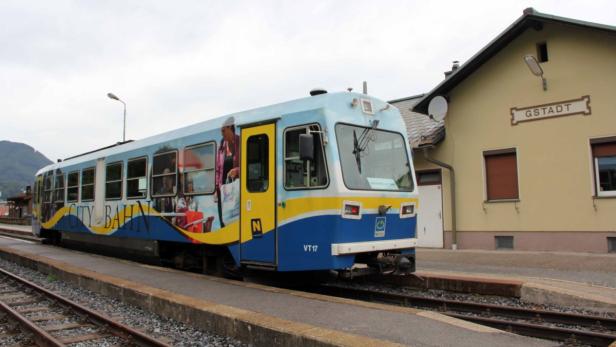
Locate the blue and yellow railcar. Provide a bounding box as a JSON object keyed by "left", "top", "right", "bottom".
{"left": 32, "top": 91, "right": 418, "bottom": 276}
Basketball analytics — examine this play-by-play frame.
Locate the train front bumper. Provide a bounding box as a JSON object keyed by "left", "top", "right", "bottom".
{"left": 330, "top": 237, "right": 417, "bottom": 256}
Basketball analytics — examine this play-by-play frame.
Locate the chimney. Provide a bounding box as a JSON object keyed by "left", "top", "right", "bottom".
{"left": 444, "top": 60, "right": 460, "bottom": 78}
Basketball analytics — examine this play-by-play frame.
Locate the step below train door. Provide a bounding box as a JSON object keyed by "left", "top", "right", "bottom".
{"left": 240, "top": 122, "right": 277, "bottom": 267}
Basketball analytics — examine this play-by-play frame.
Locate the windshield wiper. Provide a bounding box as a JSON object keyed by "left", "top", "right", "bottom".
{"left": 352, "top": 130, "right": 362, "bottom": 173}
{"left": 352, "top": 121, "right": 380, "bottom": 174}
{"left": 357, "top": 120, "right": 380, "bottom": 152}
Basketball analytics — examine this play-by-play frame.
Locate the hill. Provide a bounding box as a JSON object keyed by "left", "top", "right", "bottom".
{"left": 0, "top": 140, "right": 52, "bottom": 199}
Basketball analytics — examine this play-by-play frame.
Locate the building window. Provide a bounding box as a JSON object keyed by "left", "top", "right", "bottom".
{"left": 66, "top": 171, "right": 79, "bottom": 202}
{"left": 152, "top": 151, "right": 177, "bottom": 197}
{"left": 81, "top": 167, "right": 95, "bottom": 201}
{"left": 127, "top": 157, "right": 148, "bottom": 199}
{"left": 246, "top": 134, "right": 269, "bottom": 193}
{"left": 592, "top": 139, "right": 616, "bottom": 197}
{"left": 495, "top": 236, "right": 514, "bottom": 250}
{"left": 484, "top": 149, "right": 519, "bottom": 201}
{"left": 537, "top": 42, "right": 548, "bottom": 62}
{"left": 105, "top": 162, "right": 123, "bottom": 200}
{"left": 284, "top": 124, "right": 329, "bottom": 189}
{"left": 53, "top": 171, "right": 65, "bottom": 203}
{"left": 417, "top": 170, "right": 442, "bottom": 186}
{"left": 609, "top": 237, "right": 616, "bottom": 253}
{"left": 183, "top": 143, "right": 215, "bottom": 195}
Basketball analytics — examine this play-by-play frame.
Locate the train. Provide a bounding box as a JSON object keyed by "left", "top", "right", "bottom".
{"left": 31, "top": 90, "right": 419, "bottom": 278}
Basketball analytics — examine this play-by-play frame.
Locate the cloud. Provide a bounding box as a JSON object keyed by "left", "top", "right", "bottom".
{"left": 1, "top": 0, "right": 615, "bottom": 161}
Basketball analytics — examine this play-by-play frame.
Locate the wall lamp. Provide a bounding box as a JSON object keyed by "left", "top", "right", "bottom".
{"left": 523, "top": 55, "right": 547, "bottom": 91}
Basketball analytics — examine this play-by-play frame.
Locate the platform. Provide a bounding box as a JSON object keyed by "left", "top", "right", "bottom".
{"left": 416, "top": 248, "right": 616, "bottom": 313}
{"left": 0, "top": 233, "right": 552, "bottom": 347}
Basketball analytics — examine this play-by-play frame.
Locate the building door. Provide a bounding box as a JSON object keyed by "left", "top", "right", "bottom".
{"left": 416, "top": 170, "right": 444, "bottom": 248}
{"left": 240, "top": 123, "right": 277, "bottom": 265}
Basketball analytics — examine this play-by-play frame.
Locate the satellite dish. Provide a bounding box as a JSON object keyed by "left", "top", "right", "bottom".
{"left": 428, "top": 96, "right": 448, "bottom": 122}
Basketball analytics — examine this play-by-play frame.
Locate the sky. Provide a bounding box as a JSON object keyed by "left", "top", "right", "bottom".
{"left": 1, "top": 0, "right": 615, "bottom": 161}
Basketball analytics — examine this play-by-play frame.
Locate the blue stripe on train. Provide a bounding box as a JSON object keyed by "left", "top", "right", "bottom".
{"left": 50, "top": 213, "right": 416, "bottom": 272}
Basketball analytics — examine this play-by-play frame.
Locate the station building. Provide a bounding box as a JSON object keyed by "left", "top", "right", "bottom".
{"left": 391, "top": 8, "right": 616, "bottom": 253}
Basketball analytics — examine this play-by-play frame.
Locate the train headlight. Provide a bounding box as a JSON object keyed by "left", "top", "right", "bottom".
{"left": 342, "top": 201, "right": 362, "bottom": 219}
{"left": 399, "top": 202, "right": 417, "bottom": 219}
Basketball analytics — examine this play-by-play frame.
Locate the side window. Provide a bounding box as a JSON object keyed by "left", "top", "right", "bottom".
{"left": 81, "top": 167, "right": 95, "bottom": 201}
{"left": 152, "top": 151, "right": 177, "bottom": 197}
{"left": 43, "top": 171, "right": 53, "bottom": 203}
{"left": 591, "top": 139, "right": 616, "bottom": 197}
{"left": 127, "top": 157, "right": 148, "bottom": 199}
{"left": 105, "top": 162, "right": 123, "bottom": 200}
{"left": 246, "top": 134, "right": 269, "bottom": 193}
{"left": 53, "top": 171, "right": 65, "bottom": 203}
{"left": 67, "top": 171, "right": 79, "bottom": 202}
{"left": 284, "top": 124, "right": 329, "bottom": 189}
{"left": 184, "top": 143, "right": 215, "bottom": 195}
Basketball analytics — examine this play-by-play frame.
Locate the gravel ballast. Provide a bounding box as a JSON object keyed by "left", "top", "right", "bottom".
{"left": 0, "top": 258, "right": 247, "bottom": 347}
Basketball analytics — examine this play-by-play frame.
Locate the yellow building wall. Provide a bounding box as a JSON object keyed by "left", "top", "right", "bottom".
{"left": 416, "top": 22, "right": 616, "bottom": 236}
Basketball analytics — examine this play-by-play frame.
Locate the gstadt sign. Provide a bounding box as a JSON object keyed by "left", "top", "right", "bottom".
{"left": 510, "top": 95, "right": 591, "bottom": 125}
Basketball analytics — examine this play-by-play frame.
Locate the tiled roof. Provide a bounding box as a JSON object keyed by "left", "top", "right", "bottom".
{"left": 390, "top": 94, "right": 445, "bottom": 149}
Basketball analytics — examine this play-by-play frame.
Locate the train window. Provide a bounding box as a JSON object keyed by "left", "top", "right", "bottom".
{"left": 152, "top": 151, "right": 177, "bottom": 197}
{"left": 183, "top": 143, "right": 215, "bottom": 195}
{"left": 284, "top": 124, "right": 329, "bottom": 189}
{"left": 246, "top": 134, "right": 269, "bottom": 192}
{"left": 66, "top": 171, "right": 79, "bottom": 202}
{"left": 81, "top": 167, "right": 95, "bottom": 201}
{"left": 336, "top": 123, "right": 414, "bottom": 191}
{"left": 105, "top": 162, "right": 123, "bottom": 200}
{"left": 43, "top": 171, "right": 53, "bottom": 203}
{"left": 53, "top": 171, "right": 65, "bottom": 203}
{"left": 127, "top": 157, "right": 148, "bottom": 199}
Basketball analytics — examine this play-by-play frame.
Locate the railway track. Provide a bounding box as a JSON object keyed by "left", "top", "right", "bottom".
{"left": 0, "top": 229, "right": 42, "bottom": 243}
{"left": 315, "top": 283, "right": 616, "bottom": 347}
{"left": 0, "top": 267, "right": 170, "bottom": 347}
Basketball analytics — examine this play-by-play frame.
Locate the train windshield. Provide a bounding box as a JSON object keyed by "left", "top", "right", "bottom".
{"left": 336, "top": 123, "right": 414, "bottom": 191}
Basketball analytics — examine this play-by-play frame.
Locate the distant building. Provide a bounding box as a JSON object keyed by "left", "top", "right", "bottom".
{"left": 7, "top": 187, "right": 33, "bottom": 219}
{"left": 0, "top": 201, "right": 8, "bottom": 217}
{"left": 392, "top": 8, "right": 616, "bottom": 253}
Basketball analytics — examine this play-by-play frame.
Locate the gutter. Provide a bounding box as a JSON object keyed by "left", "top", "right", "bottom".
{"left": 421, "top": 147, "right": 457, "bottom": 250}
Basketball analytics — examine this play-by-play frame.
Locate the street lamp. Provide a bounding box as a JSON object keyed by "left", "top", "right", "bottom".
{"left": 523, "top": 55, "right": 547, "bottom": 91}
{"left": 107, "top": 92, "right": 127, "bottom": 142}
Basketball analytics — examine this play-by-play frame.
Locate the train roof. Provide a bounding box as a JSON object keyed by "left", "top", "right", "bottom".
{"left": 36, "top": 91, "right": 389, "bottom": 175}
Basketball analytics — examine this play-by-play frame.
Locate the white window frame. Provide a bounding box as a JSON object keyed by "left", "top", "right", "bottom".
{"left": 126, "top": 156, "right": 148, "bottom": 199}
{"left": 81, "top": 167, "right": 96, "bottom": 202}
{"left": 183, "top": 142, "right": 216, "bottom": 195}
{"left": 283, "top": 123, "right": 329, "bottom": 190}
{"left": 482, "top": 147, "right": 521, "bottom": 202}
{"left": 105, "top": 161, "right": 124, "bottom": 201}
{"left": 594, "top": 157, "right": 616, "bottom": 197}
{"left": 151, "top": 150, "right": 178, "bottom": 198}
{"left": 53, "top": 172, "right": 65, "bottom": 203}
{"left": 66, "top": 171, "right": 80, "bottom": 203}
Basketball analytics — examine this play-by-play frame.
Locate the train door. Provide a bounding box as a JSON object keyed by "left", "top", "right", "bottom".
{"left": 240, "top": 123, "right": 277, "bottom": 266}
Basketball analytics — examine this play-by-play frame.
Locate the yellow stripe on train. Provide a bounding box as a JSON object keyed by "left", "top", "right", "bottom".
{"left": 38, "top": 196, "right": 418, "bottom": 245}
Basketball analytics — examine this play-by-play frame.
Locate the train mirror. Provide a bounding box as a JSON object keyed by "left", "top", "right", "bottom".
{"left": 299, "top": 134, "right": 314, "bottom": 161}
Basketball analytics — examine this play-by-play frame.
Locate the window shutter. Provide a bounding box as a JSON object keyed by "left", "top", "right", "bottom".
{"left": 485, "top": 152, "right": 519, "bottom": 200}
{"left": 592, "top": 142, "right": 616, "bottom": 157}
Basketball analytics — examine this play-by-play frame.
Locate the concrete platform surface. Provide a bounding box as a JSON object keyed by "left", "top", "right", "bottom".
{"left": 417, "top": 248, "right": 616, "bottom": 312}
{"left": 0, "top": 236, "right": 554, "bottom": 347}
{"left": 0, "top": 222, "right": 32, "bottom": 234}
